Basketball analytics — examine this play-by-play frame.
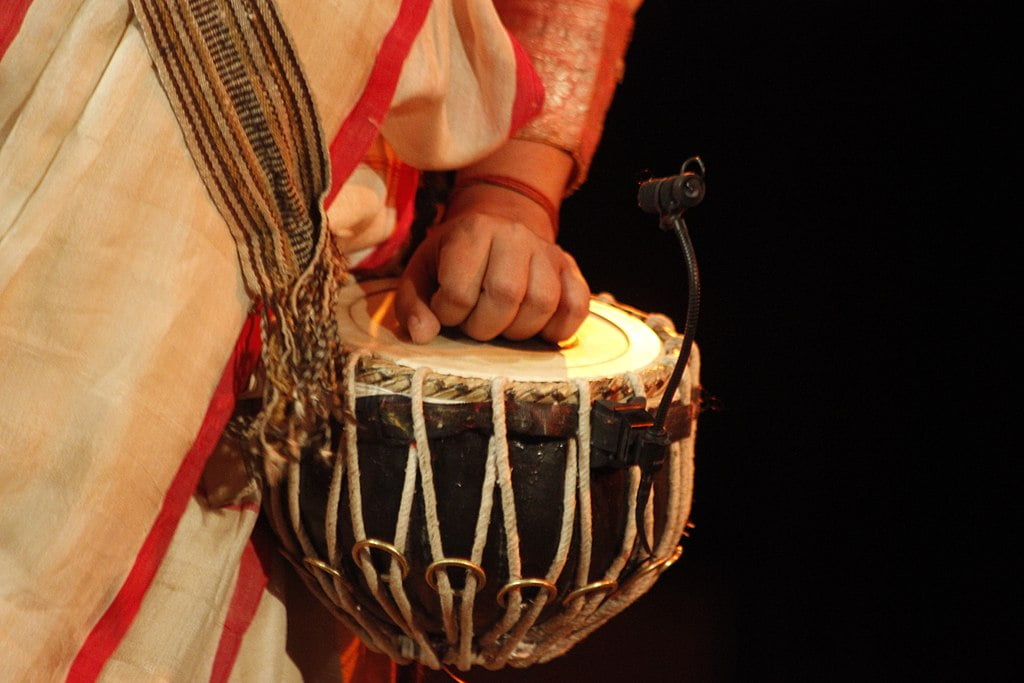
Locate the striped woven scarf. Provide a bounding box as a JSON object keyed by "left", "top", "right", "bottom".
{"left": 132, "top": 0, "right": 346, "bottom": 467}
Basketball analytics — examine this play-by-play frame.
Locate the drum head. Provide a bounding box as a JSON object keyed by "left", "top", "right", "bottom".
{"left": 335, "top": 279, "right": 664, "bottom": 382}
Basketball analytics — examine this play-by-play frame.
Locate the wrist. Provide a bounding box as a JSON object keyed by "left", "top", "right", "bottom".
{"left": 448, "top": 174, "right": 560, "bottom": 241}
{"left": 446, "top": 138, "right": 573, "bottom": 243}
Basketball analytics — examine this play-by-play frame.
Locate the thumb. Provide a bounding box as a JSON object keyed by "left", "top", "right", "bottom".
{"left": 394, "top": 246, "right": 441, "bottom": 344}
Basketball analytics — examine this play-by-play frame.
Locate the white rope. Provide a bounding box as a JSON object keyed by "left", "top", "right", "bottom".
{"left": 273, "top": 530, "right": 379, "bottom": 649}
{"left": 522, "top": 380, "right": 593, "bottom": 665}
{"left": 410, "top": 367, "right": 458, "bottom": 645}
{"left": 274, "top": 351, "right": 398, "bottom": 659}
{"left": 287, "top": 458, "right": 327, "bottom": 588}
{"left": 338, "top": 351, "right": 429, "bottom": 652}
{"left": 343, "top": 351, "right": 368, "bottom": 552}
{"left": 455, "top": 378, "right": 504, "bottom": 669}
{"left": 285, "top": 451, "right": 399, "bottom": 659}
{"left": 341, "top": 358, "right": 381, "bottom": 602}
{"left": 572, "top": 379, "right": 594, "bottom": 589}
{"left": 604, "top": 467, "right": 640, "bottom": 582}
{"left": 492, "top": 429, "right": 580, "bottom": 666}
{"left": 472, "top": 379, "right": 525, "bottom": 656}
{"left": 325, "top": 418, "right": 344, "bottom": 568}
{"left": 550, "top": 435, "right": 580, "bottom": 584}
{"left": 651, "top": 350, "right": 696, "bottom": 561}
{"left": 487, "top": 591, "right": 550, "bottom": 668}
{"left": 513, "top": 376, "right": 596, "bottom": 661}
{"left": 523, "top": 369, "right": 658, "bottom": 665}
{"left": 483, "top": 387, "right": 582, "bottom": 668}
{"left": 626, "top": 370, "right": 657, "bottom": 558}
{"left": 530, "top": 361, "right": 701, "bottom": 666}
{"left": 626, "top": 371, "right": 646, "bottom": 400}
{"left": 537, "top": 444, "right": 693, "bottom": 664}
{"left": 660, "top": 441, "right": 691, "bottom": 557}
{"left": 534, "top": 464, "right": 642, "bottom": 666}
{"left": 387, "top": 444, "right": 441, "bottom": 669}
{"left": 391, "top": 446, "right": 420, "bottom": 571}
{"left": 490, "top": 378, "right": 519, "bottom": 583}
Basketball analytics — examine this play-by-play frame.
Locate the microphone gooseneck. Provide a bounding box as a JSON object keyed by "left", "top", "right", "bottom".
{"left": 632, "top": 156, "right": 706, "bottom": 556}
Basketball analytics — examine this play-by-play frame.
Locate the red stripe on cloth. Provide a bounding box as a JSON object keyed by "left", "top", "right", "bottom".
{"left": 208, "top": 524, "right": 274, "bottom": 683}
{"left": 352, "top": 162, "right": 419, "bottom": 271}
{"left": 0, "top": 0, "right": 34, "bottom": 61}
{"left": 508, "top": 33, "right": 545, "bottom": 135}
{"left": 67, "top": 316, "right": 262, "bottom": 681}
{"left": 323, "top": 0, "right": 433, "bottom": 208}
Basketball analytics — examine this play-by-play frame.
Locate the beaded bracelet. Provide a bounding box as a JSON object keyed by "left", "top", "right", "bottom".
{"left": 452, "top": 174, "right": 560, "bottom": 235}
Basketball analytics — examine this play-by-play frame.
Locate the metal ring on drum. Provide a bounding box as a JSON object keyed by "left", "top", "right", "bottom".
{"left": 561, "top": 579, "right": 619, "bottom": 607}
{"left": 351, "top": 538, "right": 411, "bottom": 581}
{"left": 620, "top": 544, "right": 685, "bottom": 590}
{"left": 302, "top": 556, "right": 342, "bottom": 579}
{"left": 496, "top": 578, "right": 559, "bottom": 608}
{"left": 424, "top": 558, "right": 488, "bottom": 593}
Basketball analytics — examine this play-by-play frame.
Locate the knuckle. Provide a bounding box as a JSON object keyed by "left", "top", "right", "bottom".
{"left": 484, "top": 280, "right": 523, "bottom": 305}
{"left": 525, "top": 285, "right": 559, "bottom": 312}
{"left": 436, "top": 284, "right": 477, "bottom": 311}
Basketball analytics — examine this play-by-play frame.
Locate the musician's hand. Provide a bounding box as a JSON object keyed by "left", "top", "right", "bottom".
{"left": 394, "top": 186, "right": 590, "bottom": 345}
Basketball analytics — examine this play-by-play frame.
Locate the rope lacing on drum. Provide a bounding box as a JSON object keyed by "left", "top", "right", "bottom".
{"left": 476, "top": 378, "right": 559, "bottom": 669}
{"left": 339, "top": 352, "right": 429, "bottom": 660}
{"left": 277, "top": 298, "right": 701, "bottom": 670}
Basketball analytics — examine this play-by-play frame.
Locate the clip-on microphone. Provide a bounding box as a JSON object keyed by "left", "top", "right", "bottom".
{"left": 589, "top": 157, "right": 706, "bottom": 558}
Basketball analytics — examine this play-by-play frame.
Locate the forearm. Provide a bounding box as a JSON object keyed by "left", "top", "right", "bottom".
{"left": 493, "top": 0, "right": 642, "bottom": 191}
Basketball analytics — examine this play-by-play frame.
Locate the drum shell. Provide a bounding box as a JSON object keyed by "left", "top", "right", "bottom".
{"left": 295, "top": 392, "right": 690, "bottom": 636}
{"left": 265, "top": 281, "right": 701, "bottom": 668}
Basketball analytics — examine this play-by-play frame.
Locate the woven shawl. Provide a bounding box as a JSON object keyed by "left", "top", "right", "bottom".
{"left": 131, "top": 0, "right": 346, "bottom": 468}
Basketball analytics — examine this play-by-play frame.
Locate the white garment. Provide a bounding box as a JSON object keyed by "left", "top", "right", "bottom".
{"left": 0, "top": 1, "right": 539, "bottom": 678}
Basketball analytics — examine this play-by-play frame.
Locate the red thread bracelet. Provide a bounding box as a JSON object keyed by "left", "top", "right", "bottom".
{"left": 453, "top": 174, "right": 560, "bottom": 235}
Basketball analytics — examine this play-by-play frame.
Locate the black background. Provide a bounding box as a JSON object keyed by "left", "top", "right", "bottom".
{"left": 423, "top": 2, "right": 972, "bottom": 681}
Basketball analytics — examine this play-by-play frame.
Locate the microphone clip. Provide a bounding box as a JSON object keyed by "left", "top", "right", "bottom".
{"left": 637, "top": 156, "right": 706, "bottom": 228}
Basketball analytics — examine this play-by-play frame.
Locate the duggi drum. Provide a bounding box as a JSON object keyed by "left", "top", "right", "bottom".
{"left": 264, "top": 279, "right": 700, "bottom": 671}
